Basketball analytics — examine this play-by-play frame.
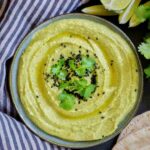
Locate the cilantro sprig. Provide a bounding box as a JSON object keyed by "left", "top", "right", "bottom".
{"left": 137, "top": 4, "right": 150, "bottom": 79}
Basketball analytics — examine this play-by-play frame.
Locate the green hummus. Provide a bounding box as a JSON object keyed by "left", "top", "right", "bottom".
{"left": 18, "top": 18, "right": 140, "bottom": 141}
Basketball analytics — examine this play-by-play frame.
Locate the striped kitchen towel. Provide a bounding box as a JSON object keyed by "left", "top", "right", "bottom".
{"left": 0, "top": 0, "right": 88, "bottom": 149}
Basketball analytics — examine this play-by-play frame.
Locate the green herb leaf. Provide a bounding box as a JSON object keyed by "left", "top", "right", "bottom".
{"left": 58, "top": 58, "right": 65, "bottom": 66}
{"left": 82, "top": 56, "right": 95, "bottom": 71}
{"left": 51, "top": 64, "right": 61, "bottom": 75}
{"left": 144, "top": 66, "right": 150, "bottom": 78}
{"left": 78, "top": 78, "right": 88, "bottom": 87}
{"left": 69, "top": 59, "right": 76, "bottom": 70}
{"left": 51, "top": 58, "right": 65, "bottom": 75}
{"left": 58, "top": 91, "right": 75, "bottom": 110}
{"left": 75, "top": 66, "right": 86, "bottom": 77}
{"left": 83, "top": 84, "right": 96, "bottom": 99}
{"left": 57, "top": 69, "right": 67, "bottom": 80}
{"left": 136, "top": 5, "right": 150, "bottom": 23}
{"left": 59, "top": 82, "right": 69, "bottom": 89}
{"left": 138, "top": 37, "right": 150, "bottom": 59}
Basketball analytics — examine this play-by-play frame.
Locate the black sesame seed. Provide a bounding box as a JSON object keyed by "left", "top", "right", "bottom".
{"left": 60, "top": 43, "right": 63, "bottom": 46}
{"left": 101, "top": 116, "right": 105, "bottom": 119}
{"left": 44, "top": 63, "right": 46, "bottom": 66}
{"left": 63, "top": 45, "right": 66, "bottom": 48}
{"left": 102, "top": 92, "right": 105, "bottom": 95}
{"left": 78, "top": 101, "right": 81, "bottom": 104}
{"left": 99, "top": 111, "right": 102, "bottom": 114}
{"left": 75, "top": 108, "right": 78, "bottom": 111}
{"left": 60, "top": 54, "right": 64, "bottom": 58}
{"left": 86, "top": 54, "right": 89, "bottom": 57}
{"left": 134, "top": 89, "right": 137, "bottom": 92}
{"left": 102, "top": 135, "right": 105, "bottom": 138}
{"left": 36, "top": 95, "right": 39, "bottom": 98}
{"left": 79, "top": 50, "right": 81, "bottom": 53}
{"left": 79, "top": 46, "right": 82, "bottom": 49}
{"left": 86, "top": 50, "right": 89, "bottom": 53}
{"left": 97, "top": 93, "right": 100, "bottom": 96}
{"left": 88, "top": 36, "right": 90, "bottom": 40}
{"left": 52, "top": 58, "right": 54, "bottom": 61}
{"left": 136, "top": 69, "right": 138, "bottom": 72}
{"left": 96, "top": 37, "right": 98, "bottom": 40}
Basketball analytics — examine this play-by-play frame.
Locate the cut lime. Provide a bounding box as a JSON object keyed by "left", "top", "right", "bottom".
{"left": 82, "top": 5, "right": 117, "bottom": 16}
{"left": 119, "top": 0, "right": 141, "bottom": 24}
{"left": 129, "top": 1, "right": 150, "bottom": 27}
{"left": 101, "top": 0, "right": 132, "bottom": 11}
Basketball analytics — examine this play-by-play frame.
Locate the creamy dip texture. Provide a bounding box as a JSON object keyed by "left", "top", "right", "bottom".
{"left": 18, "top": 18, "right": 140, "bottom": 141}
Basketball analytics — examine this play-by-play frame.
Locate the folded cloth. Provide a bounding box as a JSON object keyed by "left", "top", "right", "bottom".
{"left": 0, "top": 0, "right": 88, "bottom": 149}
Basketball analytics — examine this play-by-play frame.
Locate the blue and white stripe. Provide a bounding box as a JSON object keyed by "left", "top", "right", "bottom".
{"left": 0, "top": 0, "right": 88, "bottom": 149}
{"left": 0, "top": 112, "right": 70, "bottom": 150}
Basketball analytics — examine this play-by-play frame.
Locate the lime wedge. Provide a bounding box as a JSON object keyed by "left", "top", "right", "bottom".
{"left": 129, "top": 1, "right": 150, "bottom": 27}
{"left": 82, "top": 5, "right": 117, "bottom": 16}
{"left": 119, "top": 0, "right": 141, "bottom": 24}
{"left": 101, "top": 0, "right": 132, "bottom": 11}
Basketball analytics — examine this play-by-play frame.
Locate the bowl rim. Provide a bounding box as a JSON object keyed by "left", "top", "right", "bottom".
{"left": 9, "top": 13, "right": 143, "bottom": 149}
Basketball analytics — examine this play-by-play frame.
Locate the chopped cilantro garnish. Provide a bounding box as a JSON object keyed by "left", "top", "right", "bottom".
{"left": 51, "top": 58, "right": 65, "bottom": 75}
{"left": 50, "top": 53, "right": 98, "bottom": 110}
{"left": 58, "top": 91, "right": 75, "bottom": 110}
{"left": 75, "top": 67, "right": 86, "bottom": 77}
{"left": 51, "top": 64, "right": 61, "bottom": 75}
{"left": 81, "top": 56, "right": 95, "bottom": 71}
{"left": 57, "top": 69, "right": 67, "bottom": 80}
{"left": 69, "top": 59, "right": 76, "bottom": 70}
{"left": 83, "top": 84, "right": 96, "bottom": 99}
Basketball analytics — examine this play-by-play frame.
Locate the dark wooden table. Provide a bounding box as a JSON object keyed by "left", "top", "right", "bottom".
{"left": 73, "top": 0, "right": 150, "bottom": 149}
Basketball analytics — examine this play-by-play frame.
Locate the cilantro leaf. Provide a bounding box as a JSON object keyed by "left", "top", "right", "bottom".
{"left": 83, "top": 84, "right": 96, "bottom": 99}
{"left": 75, "top": 66, "right": 86, "bottom": 77}
{"left": 136, "top": 5, "right": 150, "bottom": 23}
{"left": 51, "top": 64, "right": 61, "bottom": 75}
{"left": 57, "top": 69, "right": 67, "bottom": 80}
{"left": 81, "top": 56, "right": 95, "bottom": 71}
{"left": 144, "top": 66, "right": 150, "bottom": 78}
{"left": 58, "top": 91, "right": 76, "bottom": 110}
{"left": 69, "top": 59, "right": 76, "bottom": 70}
{"left": 51, "top": 58, "right": 65, "bottom": 75}
{"left": 138, "top": 37, "right": 150, "bottom": 59}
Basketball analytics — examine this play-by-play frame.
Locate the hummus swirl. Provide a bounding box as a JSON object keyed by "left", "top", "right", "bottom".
{"left": 18, "top": 18, "right": 140, "bottom": 141}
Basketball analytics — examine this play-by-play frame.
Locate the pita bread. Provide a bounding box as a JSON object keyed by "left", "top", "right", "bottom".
{"left": 118, "top": 111, "right": 150, "bottom": 141}
{"left": 113, "top": 126, "right": 150, "bottom": 150}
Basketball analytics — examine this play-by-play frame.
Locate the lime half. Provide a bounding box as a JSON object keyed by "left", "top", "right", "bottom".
{"left": 101, "top": 0, "right": 132, "bottom": 11}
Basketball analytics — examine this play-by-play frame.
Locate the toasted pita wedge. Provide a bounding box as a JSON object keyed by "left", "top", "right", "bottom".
{"left": 118, "top": 111, "right": 150, "bottom": 141}
{"left": 113, "top": 126, "right": 150, "bottom": 150}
